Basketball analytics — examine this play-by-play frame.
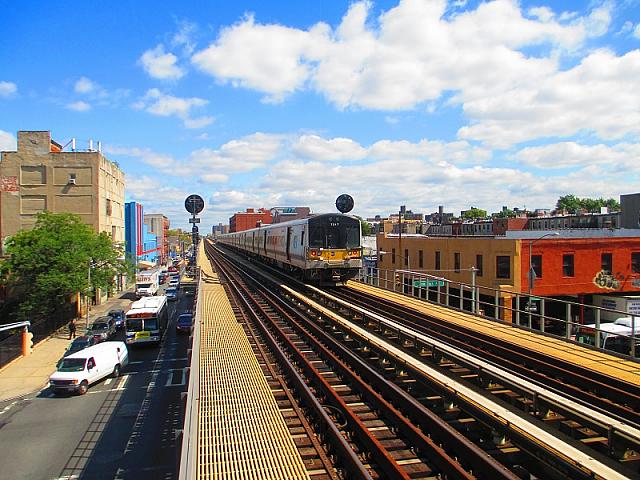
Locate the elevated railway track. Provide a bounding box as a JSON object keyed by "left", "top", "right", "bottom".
{"left": 182, "top": 239, "right": 640, "bottom": 479}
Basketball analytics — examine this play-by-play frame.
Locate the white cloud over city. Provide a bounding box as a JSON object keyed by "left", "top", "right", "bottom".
{"left": 189, "top": 0, "right": 638, "bottom": 148}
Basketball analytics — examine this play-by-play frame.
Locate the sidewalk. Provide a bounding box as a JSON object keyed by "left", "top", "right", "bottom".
{"left": 0, "top": 291, "right": 135, "bottom": 402}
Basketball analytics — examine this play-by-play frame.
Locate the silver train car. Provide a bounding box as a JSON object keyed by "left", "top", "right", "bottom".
{"left": 217, "top": 213, "right": 363, "bottom": 284}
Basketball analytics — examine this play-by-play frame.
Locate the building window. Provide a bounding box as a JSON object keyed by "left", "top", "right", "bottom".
{"left": 633, "top": 253, "right": 640, "bottom": 274}
{"left": 106, "top": 198, "right": 112, "bottom": 216}
{"left": 496, "top": 256, "right": 510, "bottom": 279}
{"left": 563, "top": 254, "right": 574, "bottom": 277}
{"left": 435, "top": 251, "right": 441, "bottom": 270}
{"left": 601, "top": 252, "right": 612, "bottom": 274}
{"left": 419, "top": 250, "right": 423, "bottom": 269}
{"left": 476, "top": 254, "right": 483, "bottom": 277}
{"left": 404, "top": 248, "right": 409, "bottom": 267}
{"left": 392, "top": 248, "right": 396, "bottom": 264}
{"left": 454, "top": 252, "right": 461, "bottom": 273}
{"left": 531, "top": 254, "right": 542, "bottom": 278}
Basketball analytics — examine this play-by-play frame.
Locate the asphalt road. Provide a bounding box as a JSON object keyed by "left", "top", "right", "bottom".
{"left": 0, "top": 287, "right": 193, "bottom": 480}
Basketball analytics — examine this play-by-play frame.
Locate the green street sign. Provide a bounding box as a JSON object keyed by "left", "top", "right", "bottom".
{"left": 413, "top": 279, "right": 445, "bottom": 287}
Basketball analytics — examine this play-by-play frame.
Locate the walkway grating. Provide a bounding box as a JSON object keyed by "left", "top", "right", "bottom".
{"left": 196, "top": 244, "right": 310, "bottom": 479}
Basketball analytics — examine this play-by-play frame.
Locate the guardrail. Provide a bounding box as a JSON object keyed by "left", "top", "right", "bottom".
{"left": 358, "top": 267, "right": 640, "bottom": 359}
{"left": 179, "top": 270, "right": 201, "bottom": 479}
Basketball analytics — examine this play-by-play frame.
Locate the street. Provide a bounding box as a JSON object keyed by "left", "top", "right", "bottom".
{"left": 0, "top": 290, "right": 193, "bottom": 480}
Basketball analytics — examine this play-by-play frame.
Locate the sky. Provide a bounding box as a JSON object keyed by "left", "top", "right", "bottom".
{"left": 1, "top": 0, "right": 639, "bottom": 231}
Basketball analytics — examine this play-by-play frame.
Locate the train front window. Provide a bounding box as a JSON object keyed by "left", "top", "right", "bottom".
{"left": 309, "top": 216, "right": 360, "bottom": 249}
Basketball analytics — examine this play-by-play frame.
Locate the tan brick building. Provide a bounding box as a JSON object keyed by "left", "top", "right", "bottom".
{"left": 0, "top": 131, "right": 125, "bottom": 251}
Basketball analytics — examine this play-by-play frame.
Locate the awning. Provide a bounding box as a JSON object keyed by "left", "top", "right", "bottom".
{"left": 137, "top": 260, "right": 156, "bottom": 269}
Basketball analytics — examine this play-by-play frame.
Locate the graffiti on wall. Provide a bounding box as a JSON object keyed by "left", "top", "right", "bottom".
{"left": 593, "top": 270, "right": 622, "bottom": 290}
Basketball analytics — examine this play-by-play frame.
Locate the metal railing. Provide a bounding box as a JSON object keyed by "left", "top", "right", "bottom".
{"left": 357, "top": 267, "right": 639, "bottom": 359}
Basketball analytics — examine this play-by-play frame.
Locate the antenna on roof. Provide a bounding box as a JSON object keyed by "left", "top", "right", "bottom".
{"left": 61, "top": 138, "right": 76, "bottom": 151}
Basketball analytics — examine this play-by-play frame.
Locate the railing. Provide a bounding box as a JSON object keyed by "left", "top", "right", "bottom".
{"left": 357, "top": 267, "right": 639, "bottom": 359}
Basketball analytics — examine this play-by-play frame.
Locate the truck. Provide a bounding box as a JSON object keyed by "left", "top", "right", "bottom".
{"left": 50, "top": 341, "right": 129, "bottom": 395}
{"left": 135, "top": 269, "right": 160, "bottom": 298}
{"left": 591, "top": 294, "right": 640, "bottom": 322}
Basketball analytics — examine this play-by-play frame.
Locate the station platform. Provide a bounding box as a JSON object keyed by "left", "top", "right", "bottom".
{"left": 347, "top": 281, "right": 640, "bottom": 386}
{"left": 193, "top": 243, "right": 310, "bottom": 479}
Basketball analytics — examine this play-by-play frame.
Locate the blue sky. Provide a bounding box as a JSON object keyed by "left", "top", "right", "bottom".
{"left": 1, "top": 0, "right": 639, "bottom": 230}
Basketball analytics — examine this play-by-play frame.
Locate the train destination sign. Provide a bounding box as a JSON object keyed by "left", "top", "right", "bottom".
{"left": 184, "top": 194, "right": 204, "bottom": 214}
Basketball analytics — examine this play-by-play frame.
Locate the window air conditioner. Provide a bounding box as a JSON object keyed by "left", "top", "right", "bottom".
{"left": 68, "top": 177, "right": 76, "bottom": 185}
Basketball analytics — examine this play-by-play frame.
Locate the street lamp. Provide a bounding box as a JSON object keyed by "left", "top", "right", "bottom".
{"left": 527, "top": 232, "right": 559, "bottom": 322}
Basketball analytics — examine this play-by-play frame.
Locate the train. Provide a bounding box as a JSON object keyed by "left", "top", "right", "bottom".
{"left": 216, "top": 213, "right": 363, "bottom": 285}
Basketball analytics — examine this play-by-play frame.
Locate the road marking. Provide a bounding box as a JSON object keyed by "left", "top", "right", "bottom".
{"left": 116, "top": 374, "right": 129, "bottom": 390}
{"left": 104, "top": 378, "right": 113, "bottom": 385}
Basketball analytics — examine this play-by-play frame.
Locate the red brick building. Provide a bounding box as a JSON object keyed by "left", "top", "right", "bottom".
{"left": 229, "top": 208, "right": 272, "bottom": 233}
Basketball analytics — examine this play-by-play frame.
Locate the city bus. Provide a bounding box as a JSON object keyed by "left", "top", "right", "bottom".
{"left": 124, "top": 295, "right": 168, "bottom": 346}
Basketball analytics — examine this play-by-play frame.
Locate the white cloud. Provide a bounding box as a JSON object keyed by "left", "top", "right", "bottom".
{"left": 458, "top": 49, "right": 640, "bottom": 147}
{"left": 110, "top": 131, "right": 640, "bottom": 226}
{"left": 172, "top": 20, "right": 198, "bottom": 56}
{"left": 192, "top": 14, "right": 326, "bottom": 102}
{"left": 74, "top": 77, "right": 96, "bottom": 94}
{"left": 189, "top": 0, "right": 637, "bottom": 147}
{"left": 183, "top": 116, "right": 214, "bottom": 129}
{"left": 0, "top": 130, "right": 16, "bottom": 151}
{"left": 634, "top": 23, "right": 640, "bottom": 39}
{"left": 513, "top": 142, "right": 640, "bottom": 170}
{"left": 0, "top": 81, "right": 17, "bottom": 97}
{"left": 191, "top": 132, "right": 283, "bottom": 173}
{"left": 134, "top": 88, "right": 209, "bottom": 128}
{"left": 292, "top": 135, "right": 367, "bottom": 162}
{"left": 66, "top": 100, "right": 91, "bottom": 111}
{"left": 140, "top": 44, "right": 185, "bottom": 80}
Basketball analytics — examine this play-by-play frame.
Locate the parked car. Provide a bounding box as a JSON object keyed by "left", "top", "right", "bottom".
{"left": 108, "top": 309, "right": 126, "bottom": 330}
{"left": 169, "top": 277, "right": 180, "bottom": 288}
{"left": 88, "top": 316, "right": 116, "bottom": 343}
{"left": 176, "top": 313, "right": 193, "bottom": 334}
{"left": 62, "top": 335, "right": 96, "bottom": 358}
{"left": 50, "top": 341, "right": 129, "bottom": 395}
{"left": 166, "top": 287, "right": 178, "bottom": 301}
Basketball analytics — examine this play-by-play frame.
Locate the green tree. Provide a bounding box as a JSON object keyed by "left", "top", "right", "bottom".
{"left": 356, "top": 217, "right": 372, "bottom": 236}
{"left": 461, "top": 207, "right": 487, "bottom": 220}
{"left": 556, "top": 195, "right": 620, "bottom": 213}
{"left": 493, "top": 208, "right": 516, "bottom": 218}
{"left": 0, "top": 212, "right": 132, "bottom": 321}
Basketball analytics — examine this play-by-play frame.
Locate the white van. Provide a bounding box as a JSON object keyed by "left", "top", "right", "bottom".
{"left": 50, "top": 341, "right": 129, "bottom": 395}
{"left": 575, "top": 322, "right": 640, "bottom": 356}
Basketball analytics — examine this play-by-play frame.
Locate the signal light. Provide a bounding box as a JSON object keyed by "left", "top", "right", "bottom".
{"left": 22, "top": 329, "right": 34, "bottom": 356}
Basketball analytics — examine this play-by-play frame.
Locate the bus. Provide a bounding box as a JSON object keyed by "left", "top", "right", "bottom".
{"left": 124, "top": 296, "right": 168, "bottom": 346}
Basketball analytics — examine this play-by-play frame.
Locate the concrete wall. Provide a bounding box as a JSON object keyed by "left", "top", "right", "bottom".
{"left": 1, "top": 131, "right": 124, "bottom": 248}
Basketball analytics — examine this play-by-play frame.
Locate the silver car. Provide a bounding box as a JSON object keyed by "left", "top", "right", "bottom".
{"left": 88, "top": 316, "right": 116, "bottom": 343}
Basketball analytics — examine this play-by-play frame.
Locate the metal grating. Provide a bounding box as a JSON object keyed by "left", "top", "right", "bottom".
{"left": 196, "top": 247, "right": 310, "bottom": 480}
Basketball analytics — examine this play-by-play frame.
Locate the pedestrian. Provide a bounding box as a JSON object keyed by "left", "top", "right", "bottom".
{"left": 68, "top": 318, "right": 77, "bottom": 339}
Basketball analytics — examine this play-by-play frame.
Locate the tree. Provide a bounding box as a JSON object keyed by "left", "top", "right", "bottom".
{"left": 556, "top": 195, "right": 620, "bottom": 213}
{"left": 493, "top": 208, "right": 517, "bottom": 218}
{"left": 356, "top": 217, "right": 372, "bottom": 236}
{"left": 0, "top": 212, "right": 132, "bottom": 322}
{"left": 461, "top": 207, "right": 487, "bottom": 220}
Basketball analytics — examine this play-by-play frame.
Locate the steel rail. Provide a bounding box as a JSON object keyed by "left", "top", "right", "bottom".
{"left": 211, "top": 253, "right": 413, "bottom": 480}
{"left": 204, "top": 243, "right": 373, "bottom": 479}
{"left": 256, "top": 281, "right": 519, "bottom": 480}
{"left": 289, "top": 284, "right": 633, "bottom": 480}
{"left": 341, "top": 286, "right": 640, "bottom": 423}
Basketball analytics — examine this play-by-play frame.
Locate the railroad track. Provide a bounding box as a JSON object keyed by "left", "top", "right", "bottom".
{"left": 206, "top": 240, "right": 638, "bottom": 479}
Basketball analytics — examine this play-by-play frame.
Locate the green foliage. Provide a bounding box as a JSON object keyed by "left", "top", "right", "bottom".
{"left": 0, "top": 212, "right": 131, "bottom": 321}
{"left": 556, "top": 195, "right": 620, "bottom": 214}
{"left": 493, "top": 209, "right": 517, "bottom": 218}
{"left": 461, "top": 207, "right": 487, "bottom": 220}
{"left": 358, "top": 217, "right": 372, "bottom": 236}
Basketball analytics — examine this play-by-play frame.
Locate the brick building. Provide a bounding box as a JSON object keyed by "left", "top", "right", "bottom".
{"left": 229, "top": 208, "right": 272, "bottom": 233}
